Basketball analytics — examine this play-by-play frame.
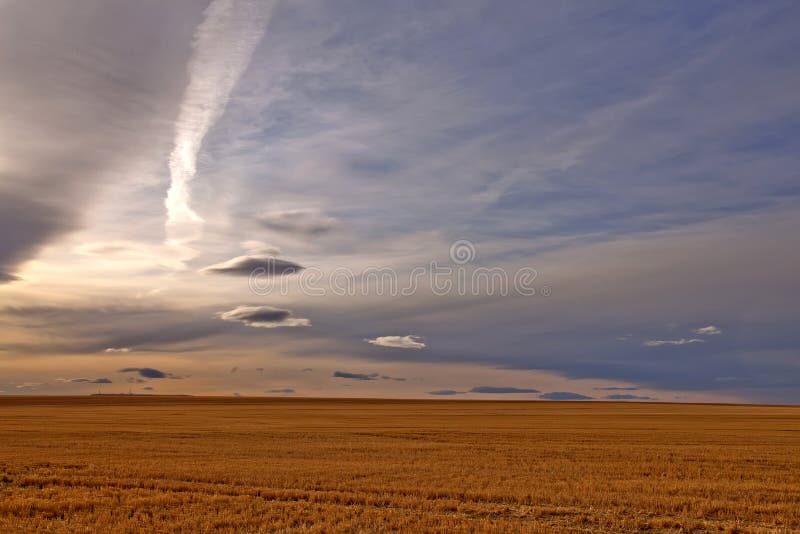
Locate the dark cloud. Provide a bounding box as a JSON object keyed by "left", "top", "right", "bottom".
{"left": 605, "top": 394, "right": 654, "bottom": 400}
{"left": 429, "top": 390, "right": 464, "bottom": 395}
{"left": 142, "top": 386, "right": 154, "bottom": 391}
{"left": 380, "top": 375, "right": 406, "bottom": 381}
{"left": 66, "top": 378, "right": 112, "bottom": 384}
{"left": 268, "top": 388, "right": 295, "bottom": 394}
{"left": 539, "top": 392, "right": 593, "bottom": 400}
{"left": 470, "top": 386, "right": 539, "bottom": 394}
{"left": 258, "top": 209, "right": 336, "bottom": 235}
{"left": 201, "top": 255, "right": 304, "bottom": 277}
{"left": 594, "top": 386, "right": 639, "bottom": 391}
{"left": 1, "top": 305, "right": 227, "bottom": 355}
{"left": 333, "top": 371, "right": 378, "bottom": 381}
{"left": 118, "top": 367, "right": 182, "bottom": 379}
{"left": 0, "top": 2, "right": 203, "bottom": 278}
{"left": 217, "top": 305, "right": 311, "bottom": 329}
{"left": 301, "top": 368, "right": 313, "bottom": 372}
{"left": 0, "top": 271, "right": 20, "bottom": 283}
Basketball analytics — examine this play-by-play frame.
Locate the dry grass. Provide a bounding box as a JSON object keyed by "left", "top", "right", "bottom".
{"left": 0, "top": 397, "right": 798, "bottom": 533}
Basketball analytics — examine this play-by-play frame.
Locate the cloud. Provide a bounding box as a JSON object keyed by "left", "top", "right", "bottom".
{"left": 217, "top": 305, "right": 311, "bottom": 328}
{"left": 301, "top": 368, "right": 313, "bottom": 372}
{"left": 594, "top": 386, "right": 639, "bottom": 391}
{"left": 142, "top": 386, "right": 154, "bottom": 391}
{"left": 539, "top": 392, "right": 593, "bottom": 400}
{"left": 104, "top": 347, "right": 131, "bottom": 353}
{"left": 117, "top": 367, "right": 182, "bottom": 379}
{"left": 470, "top": 386, "right": 539, "bottom": 394}
{"left": 643, "top": 338, "right": 705, "bottom": 347}
{"left": 380, "top": 375, "right": 406, "bottom": 381}
{"left": 241, "top": 240, "right": 280, "bottom": 255}
{"left": 605, "top": 394, "right": 653, "bottom": 400}
{"left": 268, "top": 388, "right": 295, "bottom": 394}
{"left": 0, "top": 271, "right": 20, "bottom": 283}
{"left": 230, "top": 366, "right": 238, "bottom": 374}
{"left": 333, "top": 371, "right": 378, "bottom": 381}
{"left": 165, "top": 0, "right": 274, "bottom": 244}
{"left": 366, "top": 335, "right": 426, "bottom": 350}
{"left": 693, "top": 325, "right": 722, "bottom": 335}
{"left": 257, "top": 209, "right": 337, "bottom": 235}
{"left": 62, "top": 377, "right": 112, "bottom": 384}
{"left": 429, "top": 390, "right": 464, "bottom": 395}
{"left": 15, "top": 383, "right": 43, "bottom": 390}
{"left": 200, "top": 255, "right": 304, "bottom": 277}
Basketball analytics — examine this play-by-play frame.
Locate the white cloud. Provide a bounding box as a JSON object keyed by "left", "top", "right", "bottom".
{"left": 165, "top": 0, "right": 275, "bottom": 245}
{"left": 643, "top": 338, "right": 705, "bottom": 347}
{"left": 366, "top": 335, "right": 426, "bottom": 350}
{"left": 693, "top": 325, "right": 722, "bottom": 335}
{"left": 104, "top": 347, "right": 132, "bottom": 353}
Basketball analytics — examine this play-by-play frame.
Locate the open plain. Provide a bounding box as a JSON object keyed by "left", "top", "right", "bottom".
{"left": 0, "top": 396, "right": 798, "bottom": 533}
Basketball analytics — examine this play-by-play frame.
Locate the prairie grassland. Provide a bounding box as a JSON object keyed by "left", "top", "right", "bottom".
{"left": 0, "top": 397, "right": 798, "bottom": 533}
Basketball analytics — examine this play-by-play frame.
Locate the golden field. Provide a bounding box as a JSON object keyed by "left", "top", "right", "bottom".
{"left": 0, "top": 397, "right": 798, "bottom": 533}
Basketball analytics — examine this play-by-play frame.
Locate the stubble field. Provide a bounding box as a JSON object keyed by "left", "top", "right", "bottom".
{"left": 0, "top": 396, "right": 798, "bottom": 533}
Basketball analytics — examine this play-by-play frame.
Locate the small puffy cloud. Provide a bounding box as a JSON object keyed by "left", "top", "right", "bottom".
{"left": 104, "top": 347, "right": 131, "bottom": 353}
{"left": 258, "top": 208, "right": 337, "bottom": 235}
{"left": 217, "top": 305, "right": 311, "bottom": 328}
{"left": 256, "top": 367, "right": 264, "bottom": 373}
{"left": 366, "top": 335, "right": 426, "bottom": 350}
{"left": 693, "top": 325, "right": 722, "bottom": 335}
{"left": 268, "top": 388, "right": 295, "bottom": 394}
{"left": 605, "top": 394, "right": 654, "bottom": 400}
{"left": 201, "top": 255, "right": 303, "bottom": 277}
{"left": 118, "top": 367, "right": 182, "bottom": 379}
{"left": 539, "top": 392, "right": 593, "bottom": 400}
{"left": 429, "top": 390, "right": 464, "bottom": 395}
{"left": 470, "top": 386, "right": 539, "bottom": 394}
{"left": 643, "top": 338, "right": 705, "bottom": 347}
{"left": 333, "top": 371, "right": 378, "bottom": 381}
{"left": 230, "top": 366, "right": 238, "bottom": 374}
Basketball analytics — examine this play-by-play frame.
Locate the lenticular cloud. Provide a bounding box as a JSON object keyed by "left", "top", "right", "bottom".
{"left": 165, "top": 0, "right": 273, "bottom": 245}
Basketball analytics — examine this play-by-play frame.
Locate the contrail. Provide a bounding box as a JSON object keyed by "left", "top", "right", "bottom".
{"left": 165, "top": 0, "right": 274, "bottom": 245}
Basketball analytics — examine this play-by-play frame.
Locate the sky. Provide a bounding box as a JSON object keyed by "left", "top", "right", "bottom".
{"left": 1, "top": 0, "right": 799, "bottom": 403}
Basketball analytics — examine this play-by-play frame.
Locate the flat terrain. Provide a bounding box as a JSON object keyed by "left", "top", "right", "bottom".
{"left": 0, "top": 397, "right": 798, "bottom": 533}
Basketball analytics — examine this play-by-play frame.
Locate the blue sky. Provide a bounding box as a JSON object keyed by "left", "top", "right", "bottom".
{"left": 1, "top": 1, "right": 799, "bottom": 402}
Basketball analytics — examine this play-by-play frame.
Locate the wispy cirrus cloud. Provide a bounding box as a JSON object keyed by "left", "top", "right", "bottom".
{"left": 257, "top": 209, "right": 337, "bottom": 236}
{"left": 165, "top": 0, "right": 274, "bottom": 245}
{"left": 643, "top": 338, "right": 705, "bottom": 347}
